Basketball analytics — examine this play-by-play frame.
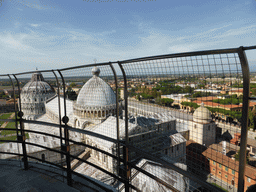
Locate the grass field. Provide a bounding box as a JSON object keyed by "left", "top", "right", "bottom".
{"left": 0, "top": 113, "right": 20, "bottom": 135}
{"left": 5, "top": 122, "right": 16, "bottom": 128}
{"left": 1, "top": 128, "right": 16, "bottom": 135}
{"left": 0, "top": 113, "right": 13, "bottom": 120}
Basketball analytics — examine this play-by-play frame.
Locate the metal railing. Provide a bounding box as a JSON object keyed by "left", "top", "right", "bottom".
{"left": 0, "top": 46, "right": 255, "bottom": 192}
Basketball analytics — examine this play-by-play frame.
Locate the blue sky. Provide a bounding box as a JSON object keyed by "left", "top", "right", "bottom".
{"left": 0, "top": 0, "right": 255, "bottom": 74}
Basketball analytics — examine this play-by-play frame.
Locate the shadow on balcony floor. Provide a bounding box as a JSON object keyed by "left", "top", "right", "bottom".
{"left": 0, "top": 159, "right": 115, "bottom": 192}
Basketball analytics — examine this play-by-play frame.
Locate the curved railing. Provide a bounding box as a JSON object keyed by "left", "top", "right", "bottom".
{"left": 0, "top": 46, "right": 256, "bottom": 192}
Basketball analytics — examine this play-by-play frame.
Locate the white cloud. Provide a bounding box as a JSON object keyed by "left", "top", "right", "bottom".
{"left": 30, "top": 24, "right": 40, "bottom": 27}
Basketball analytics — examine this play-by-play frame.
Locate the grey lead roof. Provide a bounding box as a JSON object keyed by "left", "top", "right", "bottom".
{"left": 21, "top": 72, "right": 55, "bottom": 94}
{"left": 76, "top": 67, "right": 116, "bottom": 107}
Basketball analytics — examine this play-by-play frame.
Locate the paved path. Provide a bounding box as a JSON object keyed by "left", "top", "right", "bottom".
{"left": 0, "top": 113, "right": 15, "bottom": 129}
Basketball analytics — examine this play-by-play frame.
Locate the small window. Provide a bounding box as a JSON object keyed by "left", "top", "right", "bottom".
{"left": 247, "top": 177, "right": 251, "bottom": 183}
{"left": 35, "top": 98, "right": 37, "bottom": 102}
{"left": 213, "top": 168, "right": 215, "bottom": 171}
{"left": 219, "top": 171, "right": 221, "bottom": 175}
{"left": 232, "top": 170, "right": 235, "bottom": 175}
{"left": 225, "top": 166, "right": 228, "bottom": 171}
{"left": 225, "top": 175, "right": 228, "bottom": 178}
{"left": 41, "top": 98, "right": 43, "bottom": 101}
{"left": 42, "top": 154, "right": 46, "bottom": 162}
{"left": 177, "top": 145, "right": 179, "bottom": 151}
{"left": 194, "top": 125, "right": 197, "bottom": 129}
{"left": 213, "top": 161, "right": 216, "bottom": 165}
{"left": 208, "top": 126, "right": 210, "bottom": 131}
{"left": 219, "top": 164, "right": 222, "bottom": 168}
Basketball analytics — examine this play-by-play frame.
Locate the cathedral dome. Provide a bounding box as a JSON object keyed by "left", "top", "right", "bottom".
{"left": 21, "top": 72, "right": 55, "bottom": 94}
{"left": 193, "top": 103, "right": 212, "bottom": 123}
{"left": 76, "top": 67, "right": 116, "bottom": 107}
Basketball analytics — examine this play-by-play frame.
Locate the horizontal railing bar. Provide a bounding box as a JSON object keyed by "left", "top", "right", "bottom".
{"left": 23, "top": 129, "right": 122, "bottom": 161}
{"left": 0, "top": 153, "right": 121, "bottom": 192}
{"left": 4, "top": 141, "right": 126, "bottom": 185}
{"left": 58, "top": 62, "right": 112, "bottom": 71}
{"left": 12, "top": 69, "right": 56, "bottom": 76}
{"left": 1, "top": 46, "right": 254, "bottom": 76}
{"left": 0, "top": 119, "right": 17, "bottom": 122}
{"left": 68, "top": 153, "right": 126, "bottom": 184}
{"left": 0, "top": 151, "right": 22, "bottom": 156}
{"left": 0, "top": 140, "right": 20, "bottom": 143}
{"left": 243, "top": 45, "right": 256, "bottom": 51}
{"left": 119, "top": 47, "right": 241, "bottom": 64}
{"left": 26, "top": 155, "right": 116, "bottom": 192}
{"left": 68, "top": 169, "right": 118, "bottom": 192}
{"left": 34, "top": 155, "right": 119, "bottom": 192}
{"left": 22, "top": 119, "right": 119, "bottom": 144}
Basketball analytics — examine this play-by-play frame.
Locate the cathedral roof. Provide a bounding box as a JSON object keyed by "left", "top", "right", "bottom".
{"left": 76, "top": 67, "right": 116, "bottom": 108}
{"left": 21, "top": 72, "right": 55, "bottom": 94}
{"left": 193, "top": 103, "right": 212, "bottom": 123}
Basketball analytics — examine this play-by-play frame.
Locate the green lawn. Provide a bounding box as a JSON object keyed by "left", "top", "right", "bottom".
{"left": 0, "top": 113, "right": 13, "bottom": 120}
{"left": 211, "top": 183, "right": 228, "bottom": 192}
{"left": 1, "top": 128, "right": 16, "bottom": 135}
{"left": 5, "top": 122, "right": 16, "bottom": 128}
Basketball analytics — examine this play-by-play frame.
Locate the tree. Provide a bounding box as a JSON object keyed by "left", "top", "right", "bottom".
{"left": 234, "top": 150, "right": 249, "bottom": 164}
{"left": 65, "top": 89, "right": 77, "bottom": 100}
{"left": 69, "top": 82, "right": 77, "bottom": 88}
{"left": 248, "top": 110, "right": 256, "bottom": 130}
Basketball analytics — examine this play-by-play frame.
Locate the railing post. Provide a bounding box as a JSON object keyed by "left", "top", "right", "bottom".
{"left": 52, "top": 70, "right": 65, "bottom": 181}
{"left": 109, "top": 63, "right": 121, "bottom": 175}
{"left": 237, "top": 46, "right": 250, "bottom": 192}
{"left": 13, "top": 74, "right": 29, "bottom": 170}
{"left": 7, "top": 74, "right": 22, "bottom": 166}
{"left": 57, "top": 70, "right": 72, "bottom": 187}
{"left": 118, "top": 62, "right": 131, "bottom": 192}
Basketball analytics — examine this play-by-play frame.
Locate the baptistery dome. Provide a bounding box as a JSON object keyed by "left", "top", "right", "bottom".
{"left": 21, "top": 73, "right": 55, "bottom": 94}
{"left": 74, "top": 67, "right": 116, "bottom": 120}
{"left": 193, "top": 103, "right": 212, "bottom": 123}
{"left": 21, "top": 72, "right": 55, "bottom": 119}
